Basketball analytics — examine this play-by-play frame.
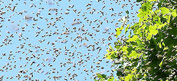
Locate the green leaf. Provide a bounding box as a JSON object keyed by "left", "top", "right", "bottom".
{"left": 108, "top": 77, "right": 114, "bottom": 81}
{"left": 94, "top": 79, "right": 98, "bottom": 81}
{"left": 149, "top": 25, "right": 158, "bottom": 35}
{"left": 137, "top": 12, "right": 143, "bottom": 18}
{"left": 136, "top": 0, "right": 142, "bottom": 2}
{"left": 96, "top": 73, "right": 107, "bottom": 79}
{"left": 128, "top": 51, "right": 141, "bottom": 59}
{"left": 136, "top": 39, "right": 144, "bottom": 49}
{"left": 158, "top": 42, "right": 162, "bottom": 48}
{"left": 150, "top": 29, "right": 158, "bottom": 35}
{"left": 158, "top": 23, "right": 167, "bottom": 29}
{"left": 127, "top": 35, "right": 139, "bottom": 42}
{"left": 122, "top": 46, "right": 128, "bottom": 54}
{"left": 125, "top": 24, "right": 130, "bottom": 34}
{"left": 159, "top": 60, "right": 163, "bottom": 68}
{"left": 126, "top": 10, "right": 129, "bottom": 14}
{"left": 172, "top": 9, "right": 177, "bottom": 17}
{"left": 147, "top": 33, "right": 152, "bottom": 40}
{"left": 125, "top": 74, "right": 133, "bottom": 81}
{"left": 160, "top": 7, "right": 170, "bottom": 15}
{"left": 164, "top": 47, "right": 168, "bottom": 51}
{"left": 141, "top": 2, "right": 152, "bottom": 12}
{"left": 159, "top": 58, "right": 164, "bottom": 68}
{"left": 116, "top": 26, "right": 124, "bottom": 37}
{"left": 105, "top": 46, "right": 118, "bottom": 59}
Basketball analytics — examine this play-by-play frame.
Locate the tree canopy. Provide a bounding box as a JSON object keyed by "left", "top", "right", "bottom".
{"left": 95, "top": 0, "right": 177, "bottom": 81}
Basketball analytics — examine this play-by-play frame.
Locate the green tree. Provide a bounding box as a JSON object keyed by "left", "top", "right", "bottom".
{"left": 95, "top": 0, "right": 177, "bottom": 81}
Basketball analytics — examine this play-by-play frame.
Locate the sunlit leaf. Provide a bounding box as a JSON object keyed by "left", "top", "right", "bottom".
{"left": 159, "top": 60, "right": 163, "bottom": 68}
{"left": 128, "top": 51, "right": 141, "bottom": 59}
{"left": 127, "top": 35, "right": 139, "bottom": 42}
{"left": 171, "top": 9, "right": 177, "bottom": 17}
{"left": 116, "top": 26, "right": 124, "bottom": 37}
{"left": 160, "top": 7, "right": 170, "bottom": 15}
{"left": 149, "top": 25, "right": 158, "bottom": 35}
{"left": 125, "top": 74, "right": 133, "bottom": 81}
{"left": 108, "top": 77, "right": 114, "bottom": 81}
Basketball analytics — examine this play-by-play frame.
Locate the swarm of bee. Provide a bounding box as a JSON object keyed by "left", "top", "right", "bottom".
{"left": 0, "top": 0, "right": 140, "bottom": 81}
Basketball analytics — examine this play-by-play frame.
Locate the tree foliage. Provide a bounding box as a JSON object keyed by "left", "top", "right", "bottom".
{"left": 95, "top": 0, "right": 177, "bottom": 81}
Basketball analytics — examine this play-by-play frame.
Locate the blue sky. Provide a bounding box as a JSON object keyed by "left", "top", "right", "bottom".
{"left": 0, "top": 0, "right": 140, "bottom": 81}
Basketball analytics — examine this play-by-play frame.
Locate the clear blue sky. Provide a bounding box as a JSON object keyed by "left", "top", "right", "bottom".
{"left": 0, "top": 0, "right": 140, "bottom": 81}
